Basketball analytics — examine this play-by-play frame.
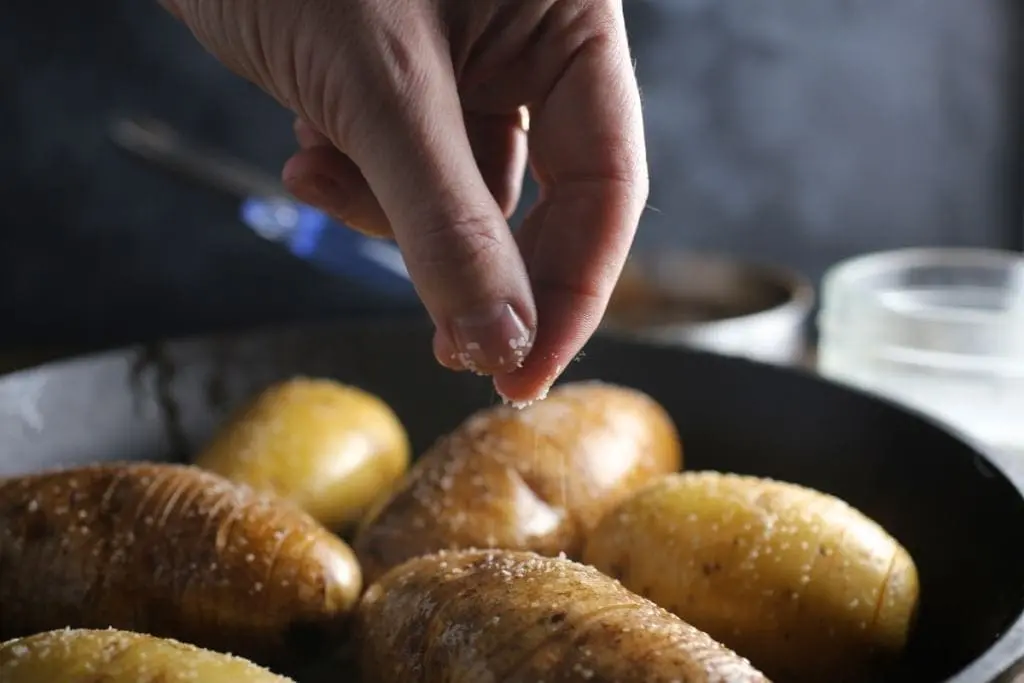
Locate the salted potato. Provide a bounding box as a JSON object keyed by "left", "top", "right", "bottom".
{"left": 194, "top": 377, "right": 410, "bottom": 531}
{"left": 0, "top": 629, "right": 293, "bottom": 682}
{"left": 583, "top": 471, "right": 920, "bottom": 683}
{"left": 357, "top": 549, "right": 769, "bottom": 683}
{"left": 353, "top": 381, "right": 682, "bottom": 583}
{"left": 0, "top": 463, "right": 362, "bottom": 667}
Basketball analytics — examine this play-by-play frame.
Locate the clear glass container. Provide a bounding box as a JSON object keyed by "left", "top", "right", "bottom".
{"left": 817, "top": 248, "right": 1024, "bottom": 458}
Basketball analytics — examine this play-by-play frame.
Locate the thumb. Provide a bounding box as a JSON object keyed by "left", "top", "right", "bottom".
{"left": 337, "top": 33, "right": 536, "bottom": 376}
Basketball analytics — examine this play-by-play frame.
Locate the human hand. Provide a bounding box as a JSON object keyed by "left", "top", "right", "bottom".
{"left": 161, "top": 0, "right": 647, "bottom": 403}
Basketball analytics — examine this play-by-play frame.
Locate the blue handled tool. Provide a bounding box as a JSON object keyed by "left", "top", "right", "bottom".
{"left": 110, "top": 116, "right": 418, "bottom": 303}
{"left": 239, "top": 196, "right": 416, "bottom": 300}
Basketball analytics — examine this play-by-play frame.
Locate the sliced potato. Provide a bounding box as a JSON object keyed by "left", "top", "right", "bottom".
{"left": 195, "top": 377, "right": 411, "bottom": 532}
{"left": 353, "top": 381, "right": 682, "bottom": 583}
{"left": 0, "top": 463, "right": 362, "bottom": 666}
{"left": 0, "top": 629, "right": 293, "bottom": 682}
{"left": 583, "top": 471, "right": 920, "bottom": 683}
{"left": 357, "top": 549, "right": 769, "bottom": 683}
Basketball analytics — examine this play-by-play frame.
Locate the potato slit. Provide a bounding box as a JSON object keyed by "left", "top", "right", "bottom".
{"left": 164, "top": 480, "right": 214, "bottom": 603}
{"left": 812, "top": 503, "right": 852, "bottom": 593}
{"left": 214, "top": 495, "right": 251, "bottom": 554}
{"left": 197, "top": 486, "right": 237, "bottom": 541}
{"left": 156, "top": 473, "right": 196, "bottom": 530}
{"left": 132, "top": 468, "right": 178, "bottom": 528}
{"left": 283, "top": 528, "right": 322, "bottom": 598}
{"left": 500, "top": 602, "right": 639, "bottom": 681}
{"left": 98, "top": 466, "right": 131, "bottom": 511}
{"left": 260, "top": 512, "right": 301, "bottom": 589}
{"left": 869, "top": 550, "right": 900, "bottom": 632}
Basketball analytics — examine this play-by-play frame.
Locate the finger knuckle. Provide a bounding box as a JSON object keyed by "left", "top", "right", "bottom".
{"left": 411, "top": 213, "right": 506, "bottom": 274}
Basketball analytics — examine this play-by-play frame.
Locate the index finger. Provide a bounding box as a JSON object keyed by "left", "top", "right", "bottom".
{"left": 494, "top": 1, "right": 648, "bottom": 403}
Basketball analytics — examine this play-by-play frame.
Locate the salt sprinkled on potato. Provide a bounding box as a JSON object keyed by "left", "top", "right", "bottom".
{"left": 0, "top": 628, "right": 293, "bottom": 682}
{"left": 357, "top": 549, "right": 770, "bottom": 683}
{"left": 0, "top": 462, "right": 362, "bottom": 667}
{"left": 583, "top": 471, "right": 920, "bottom": 683}
{"left": 352, "top": 381, "right": 682, "bottom": 583}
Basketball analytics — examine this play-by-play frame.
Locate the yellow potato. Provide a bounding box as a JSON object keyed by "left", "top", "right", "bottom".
{"left": 0, "top": 629, "right": 293, "bottom": 682}
{"left": 357, "top": 549, "right": 770, "bottom": 683}
{"left": 0, "top": 462, "right": 362, "bottom": 667}
{"left": 194, "top": 377, "right": 410, "bottom": 532}
{"left": 353, "top": 381, "right": 682, "bottom": 583}
{"left": 583, "top": 471, "right": 920, "bottom": 683}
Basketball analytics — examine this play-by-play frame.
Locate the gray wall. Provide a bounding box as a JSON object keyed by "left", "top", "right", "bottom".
{"left": 0, "top": 0, "right": 1019, "bottom": 348}
{"left": 624, "top": 0, "right": 1021, "bottom": 284}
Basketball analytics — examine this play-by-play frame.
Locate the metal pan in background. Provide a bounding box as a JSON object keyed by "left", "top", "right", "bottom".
{"left": 0, "top": 319, "right": 1022, "bottom": 682}
{"left": 602, "top": 251, "right": 815, "bottom": 366}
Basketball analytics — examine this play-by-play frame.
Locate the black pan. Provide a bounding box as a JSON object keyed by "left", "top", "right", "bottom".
{"left": 1, "top": 318, "right": 1023, "bottom": 683}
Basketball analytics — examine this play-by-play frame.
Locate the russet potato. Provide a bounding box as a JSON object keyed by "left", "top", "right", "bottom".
{"left": 0, "top": 462, "right": 362, "bottom": 667}
{"left": 357, "top": 549, "right": 770, "bottom": 683}
{"left": 352, "top": 381, "right": 682, "bottom": 583}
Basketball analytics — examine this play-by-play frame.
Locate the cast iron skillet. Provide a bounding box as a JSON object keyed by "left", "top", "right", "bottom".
{"left": 0, "top": 319, "right": 1023, "bottom": 683}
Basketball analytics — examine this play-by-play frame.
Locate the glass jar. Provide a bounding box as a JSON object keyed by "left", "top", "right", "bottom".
{"left": 817, "top": 248, "right": 1024, "bottom": 458}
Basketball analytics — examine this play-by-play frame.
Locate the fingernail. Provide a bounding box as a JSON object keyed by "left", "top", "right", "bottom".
{"left": 451, "top": 303, "right": 533, "bottom": 375}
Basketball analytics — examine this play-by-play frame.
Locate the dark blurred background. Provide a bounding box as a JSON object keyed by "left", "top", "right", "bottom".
{"left": 0, "top": 0, "right": 1019, "bottom": 352}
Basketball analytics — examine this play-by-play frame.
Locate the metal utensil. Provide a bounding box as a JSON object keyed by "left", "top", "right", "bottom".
{"left": 109, "top": 116, "right": 418, "bottom": 301}
{"left": 109, "top": 117, "right": 289, "bottom": 199}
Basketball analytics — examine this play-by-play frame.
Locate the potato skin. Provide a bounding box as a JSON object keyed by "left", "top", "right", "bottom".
{"left": 194, "top": 377, "right": 411, "bottom": 532}
{"left": 582, "top": 472, "right": 920, "bottom": 683}
{"left": 0, "top": 463, "right": 362, "bottom": 666}
{"left": 353, "top": 381, "right": 682, "bottom": 583}
{"left": 0, "top": 629, "right": 293, "bottom": 682}
{"left": 357, "top": 549, "right": 769, "bottom": 683}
